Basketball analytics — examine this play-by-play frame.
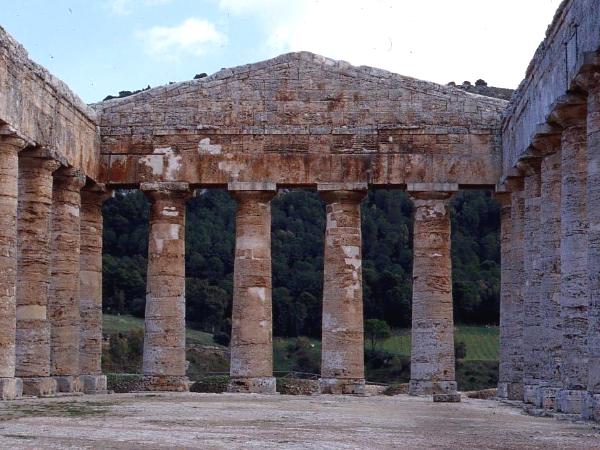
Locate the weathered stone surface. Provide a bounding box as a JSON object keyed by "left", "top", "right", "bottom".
{"left": 521, "top": 162, "right": 543, "bottom": 404}
{"left": 0, "top": 132, "right": 26, "bottom": 399}
{"left": 319, "top": 189, "right": 366, "bottom": 395}
{"left": 501, "top": 0, "right": 600, "bottom": 176}
{"left": 15, "top": 154, "right": 60, "bottom": 397}
{"left": 228, "top": 188, "right": 276, "bottom": 394}
{"left": 408, "top": 191, "right": 457, "bottom": 397}
{"left": 586, "top": 74, "right": 600, "bottom": 418}
{"left": 0, "top": 26, "right": 99, "bottom": 178}
{"left": 79, "top": 186, "right": 111, "bottom": 393}
{"left": 142, "top": 183, "right": 191, "bottom": 391}
{"left": 557, "top": 124, "right": 589, "bottom": 413}
{"left": 93, "top": 52, "right": 506, "bottom": 188}
{"left": 536, "top": 151, "right": 562, "bottom": 409}
{"left": 497, "top": 187, "right": 525, "bottom": 401}
{"left": 49, "top": 168, "right": 86, "bottom": 392}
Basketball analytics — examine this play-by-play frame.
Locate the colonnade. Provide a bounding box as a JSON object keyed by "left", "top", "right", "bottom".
{"left": 497, "top": 72, "right": 600, "bottom": 420}
{"left": 0, "top": 149, "right": 461, "bottom": 400}
{"left": 0, "top": 135, "right": 108, "bottom": 399}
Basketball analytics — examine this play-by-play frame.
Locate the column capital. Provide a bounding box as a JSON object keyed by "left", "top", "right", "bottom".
{"left": 0, "top": 134, "right": 28, "bottom": 153}
{"left": 408, "top": 191, "right": 454, "bottom": 202}
{"left": 574, "top": 51, "right": 600, "bottom": 91}
{"left": 517, "top": 157, "right": 543, "bottom": 176}
{"left": 141, "top": 181, "right": 192, "bottom": 203}
{"left": 530, "top": 123, "right": 562, "bottom": 156}
{"left": 54, "top": 167, "right": 86, "bottom": 191}
{"left": 548, "top": 93, "right": 587, "bottom": 129}
{"left": 81, "top": 183, "right": 113, "bottom": 205}
{"left": 319, "top": 189, "right": 366, "bottom": 204}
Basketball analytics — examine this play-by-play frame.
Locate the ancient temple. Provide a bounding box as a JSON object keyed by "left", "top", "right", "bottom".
{"left": 0, "top": 0, "right": 599, "bottom": 422}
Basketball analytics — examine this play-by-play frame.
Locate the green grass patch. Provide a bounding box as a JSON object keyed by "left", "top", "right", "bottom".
{"left": 379, "top": 326, "right": 498, "bottom": 361}
{"left": 102, "top": 314, "right": 215, "bottom": 346}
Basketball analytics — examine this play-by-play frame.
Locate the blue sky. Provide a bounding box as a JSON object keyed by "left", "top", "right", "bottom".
{"left": 1, "top": 0, "right": 562, "bottom": 103}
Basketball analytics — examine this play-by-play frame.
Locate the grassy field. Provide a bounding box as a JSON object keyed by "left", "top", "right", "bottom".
{"left": 379, "top": 326, "right": 499, "bottom": 361}
{"left": 102, "top": 314, "right": 215, "bottom": 346}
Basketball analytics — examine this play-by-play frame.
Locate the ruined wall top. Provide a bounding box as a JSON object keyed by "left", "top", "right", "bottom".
{"left": 501, "top": 0, "right": 600, "bottom": 179}
{"left": 94, "top": 52, "right": 507, "bottom": 188}
{"left": 0, "top": 26, "right": 99, "bottom": 180}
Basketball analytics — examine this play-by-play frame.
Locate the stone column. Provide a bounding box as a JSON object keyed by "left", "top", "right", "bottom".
{"left": 521, "top": 160, "right": 543, "bottom": 404}
{"left": 49, "top": 167, "right": 86, "bottom": 393}
{"left": 584, "top": 72, "right": 600, "bottom": 422}
{"left": 496, "top": 183, "right": 525, "bottom": 400}
{"left": 550, "top": 95, "right": 590, "bottom": 414}
{"left": 15, "top": 151, "right": 60, "bottom": 396}
{"left": 79, "top": 186, "right": 111, "bottom": 394}
{"left": 0, "top": 131, "right": 27, "bottom": 400}
{"left": 535, "top": 151, "right": 563, "bottom": 410}
{"left": 408, "top": 189, "right": 459, "bottom": 402}
{"left": 142, "top": 182, "right": 191, "bottom": 391}
{"left": 318, "top": 183, "right": 367, "bottom": 395}
{"left": 228, "top": 182, "right": 277, "bottom": 394}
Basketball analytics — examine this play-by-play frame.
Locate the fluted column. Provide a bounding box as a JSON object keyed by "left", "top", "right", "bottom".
{"left": 535, "top": 151, "right": 563, "bottom": 410}
{"left": 549, "top": 95, "right": 590, "bottom": 414}
{"left": 521, "top": 160, "right": 543, "bottom": 404}
{"left": 318, "top": 184, "right": 366, "bottom": 395}
{"left": 49, "top": 167, "right": 86, "bottom": 393}
{"left": 496, "top": 183, "right": 525, "bottom": 400}
{"left": 408, "top": 190, "right": 459, "bottom": 402}
{"left": 584, "top": 73, "right": 600, "bottom": 421}
{"left": 15, "top": 152, "right": 60, "bottom": 396}
{"left": 0, "top": 132, "right": 27, "bottom": 400}
{"left": 142, "top": 182, "right": 191, "bottom": 391}
{"left": 79, "top": 186, "right": 111, "bottom": 394}
{"left": 228, "top": 182, "right": 276, "bottom": 394}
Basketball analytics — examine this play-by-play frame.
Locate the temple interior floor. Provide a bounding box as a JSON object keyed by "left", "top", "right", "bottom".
{"left": 0, "top": 393, "right": 599, "bottom": 449}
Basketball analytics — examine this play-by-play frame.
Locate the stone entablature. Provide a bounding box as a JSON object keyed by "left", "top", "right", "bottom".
{"left": 501, "top": 0, "right": 600, "bottom": 178}
{"left": 0, "top": 26, "right": 99, "bottom": 180}
{"left": 93, "top": 52, "right": 506, "bottom": 188}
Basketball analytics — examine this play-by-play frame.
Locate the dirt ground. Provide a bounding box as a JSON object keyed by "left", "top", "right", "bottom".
{"left": 0, "top": 393, "right": 598, "bottom": 449}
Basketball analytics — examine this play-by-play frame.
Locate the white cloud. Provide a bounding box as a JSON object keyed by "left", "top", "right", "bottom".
{"left": 108, "top": 0, "right": 175, "bottom": 16}
{"left": 137, "top": 18, "right": 227, "bottom": 61}
{"left": 216, "top": 0, "right": 563, "bottom": 89}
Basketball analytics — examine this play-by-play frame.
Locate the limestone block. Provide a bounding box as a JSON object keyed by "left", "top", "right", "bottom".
{"left": 408, "top": 192, "right": 457, "bottom": 397}
{"left": 49, "top": 168, "right": 86, "bottom": 386}
{"left": 80, "top": 374, "right": 108, "bottom": 394}
{"left": 21, "top": 376, "right": 57, "bottom": 397}
{"left": 319, "top": 190, "right": 366, "bottom": 394}
{"left": 142, "top": 184, "right": 191, "bottom": 391}
{"left": 0, "top": 378, "right": 22, "bottom": 401}
{"left": 228, "top": 190, "right": 276, "bottom": 394}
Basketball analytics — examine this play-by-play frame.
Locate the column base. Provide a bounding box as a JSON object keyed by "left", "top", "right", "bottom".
{"left": 556, "top": 389, "right": 586, "bottom": 414}
{"left": 497, "top": 382, "right": 524, "bottom": 400}
{"left": 534, "top": 386, "right": 559, "bottom": 410}
{"left": 22, "top": 377, "right": 57, "bottom": 397}
{"left": 409, "top": 380, "right": 457, "bottom": 396}
{"left": 523, "top": 384, "right": 539, "bottom": 404}
{"left": 80, "top": 374, "right": 108, "bottom": 394}
{"left": 433, "top": 393, "right": 461, "bottom": 402}
{"left": 0, "top": 378, "right": 22, "bottom": 401}
{"left": 54, "top": 376, "right": 82, "bottom": 393}
{"left": 227, "top": 377, "right": 276, "bottom": 394}
{"left": 582, "top": 392, "right": 600, "bottom": 422}
{"left": 141, "top": 375, "right": 189, "bottom": 392}
{"left": 319, "top": 378, "right": 365, "bottom": 395}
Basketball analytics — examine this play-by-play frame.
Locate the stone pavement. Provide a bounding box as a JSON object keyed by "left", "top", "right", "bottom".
{"left": 0, "top": 393, "right": 598, "bottom": 449}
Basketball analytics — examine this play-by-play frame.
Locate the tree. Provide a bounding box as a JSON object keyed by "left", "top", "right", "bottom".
{"left": 365, "top": 319, "right": 391, "bottom": 351}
